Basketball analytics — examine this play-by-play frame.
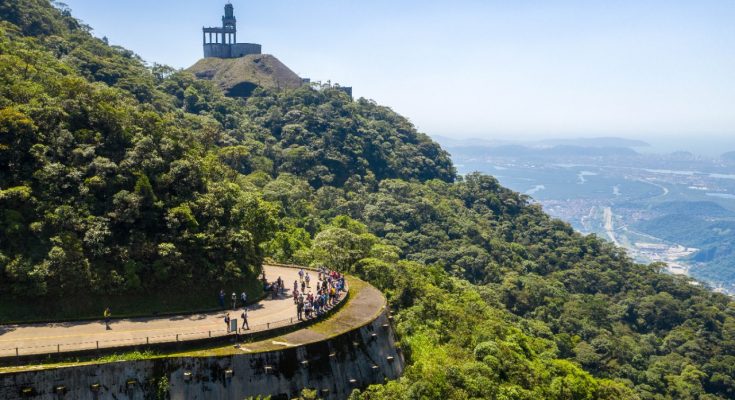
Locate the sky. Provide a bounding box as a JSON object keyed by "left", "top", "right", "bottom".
{"left": 61, "top": 0, "right": 735, "bottom": 152}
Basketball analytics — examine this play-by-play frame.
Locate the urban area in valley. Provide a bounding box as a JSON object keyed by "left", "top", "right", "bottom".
{"left": 439, "top": 137, "right": 735, "bottom": 295}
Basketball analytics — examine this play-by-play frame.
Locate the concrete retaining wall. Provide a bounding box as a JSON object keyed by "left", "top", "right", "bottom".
{"left": 0, "top": 311, "right": 403, "bottom": 400}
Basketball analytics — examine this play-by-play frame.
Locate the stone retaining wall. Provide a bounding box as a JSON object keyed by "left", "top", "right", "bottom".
{"left": 0, "top": 310, "right": 403, "bottom": 400}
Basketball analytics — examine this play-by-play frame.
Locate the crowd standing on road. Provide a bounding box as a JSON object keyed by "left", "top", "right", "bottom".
{"left": 145, "top": 266, "right": 348, "bottom": 335}
{"left": 90, "top": 266, "right": 346, "bottom": 339}
{"left": 295, "top": 267, "right": 346, "bottom": 321}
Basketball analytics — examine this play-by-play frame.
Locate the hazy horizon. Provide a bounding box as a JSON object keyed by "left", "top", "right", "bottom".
{"left": 62, "top": 0, "right": 735, "bottom": 149}
{"left": 432, "top": 133, "right": 735, "bottom": 157}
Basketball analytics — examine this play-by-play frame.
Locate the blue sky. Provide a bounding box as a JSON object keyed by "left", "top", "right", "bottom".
{"left": 61, "top": 0, "right": 735, "bottom": 150}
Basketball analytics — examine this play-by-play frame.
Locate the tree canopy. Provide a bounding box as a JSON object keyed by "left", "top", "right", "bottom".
{"left": 1, "top": 1, "right": 734, "bottom": 399}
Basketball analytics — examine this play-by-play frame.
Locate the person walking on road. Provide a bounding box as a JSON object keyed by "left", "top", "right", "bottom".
{"left": 224, "top": 313, "right": 231, "bottom": 332}
{"left": 298, "top": 268, "right": 305, "bottom": 282}
{"left": 241, "top": 291, "right": 247, "bottom": 306}
{"left": 103, "top": 307, "right": 111, "bottom": 330}
{"left": 241, "top": 308, "right": 249, "bottom": 331}
{"left": 305, "top": 272, "right": 311, "bottom": 288}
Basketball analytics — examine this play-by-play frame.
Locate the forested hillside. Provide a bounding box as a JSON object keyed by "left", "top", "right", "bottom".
{"left": 1, "top": 1, "right": 735, "bottom": 399}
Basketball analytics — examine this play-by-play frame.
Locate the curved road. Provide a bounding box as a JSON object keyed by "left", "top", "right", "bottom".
{"left": 0, "top": 265, "right": 320, "bottom": 357}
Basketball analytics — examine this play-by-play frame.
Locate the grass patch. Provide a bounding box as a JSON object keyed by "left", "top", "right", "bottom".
{"left": 166, "top": 343, "right": 251, "bottom": 358}
{"left": 0, "top": 351, "right": 163, "bottom": 374}
{"left": 95, "top": 350, "right": 160, "bottom": 363}
{"left": 308, "top": 278, "right": 367, "bottom": 335}
{"left": 0, "top": 279, "right": 263, "bottom": 324}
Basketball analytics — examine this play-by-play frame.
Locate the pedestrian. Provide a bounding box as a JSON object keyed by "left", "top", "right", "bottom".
{"left": 297, "top": 301, "right": 303, "bottom": 321}
{"left": 305, "top": 272, "right": 311, "bottom": 288}
{"left": 224, "top": 313, "right": 231, "bottom": 332}
{"left": 241, "top": 291, "right": 247, "bottom": 306}
{"left": 219, "top": 289, "right": 225, "bottom": 309}
{"left": 298, "top": 268, "right": 304, "bottom": 282}
{"left": 305, "top": 301, "right": 312, "bottom": 319}
{"left": 232, "top": 292, "right": 237, "bottom": 309}
{"left": 301, "top": 280, "right": 305, "bottom": 293}
{"left": 241, "top": 308, "right": 249, "bottom": 331}
{"left": 103, "top": 307, "right": 111, "bottom": 330}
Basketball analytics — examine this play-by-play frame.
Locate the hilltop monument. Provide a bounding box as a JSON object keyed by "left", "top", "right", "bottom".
{"left": 202, "top": 2, "right": 262, "bottom": 58}
{"left": 191, "top": 3, "right": 301, "bottom": 96}
{"left": 192, "top": 2, "right": 351, "bottom": 98}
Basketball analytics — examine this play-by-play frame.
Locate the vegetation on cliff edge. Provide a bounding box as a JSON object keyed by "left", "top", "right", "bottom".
{"left": 1, "top": 1, "right": 734, "bottom": 399}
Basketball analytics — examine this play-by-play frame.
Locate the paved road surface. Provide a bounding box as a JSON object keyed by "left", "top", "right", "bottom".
{"left": 0, "top": 265, "right": 322, "bottom": 357}
{"left": 603, "top": 206, "right": 620, "bottom": 246}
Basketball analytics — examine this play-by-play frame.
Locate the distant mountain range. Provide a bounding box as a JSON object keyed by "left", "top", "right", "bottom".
{"left": 445, "top": 144, "right": 639, "bottom": 158}
{"left": 535, "top": 137, "right": 650, "bottom": 148}
{"left": 433, "top": 136, "right": 650, "bottom": 149}
{"left": 650, "top": 201, "right": 735, "bottom": 218}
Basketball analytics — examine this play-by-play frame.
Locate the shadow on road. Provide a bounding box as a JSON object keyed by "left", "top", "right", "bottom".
{"left": 0, "top": 325, "right": 16, "bottom": 336}
{"left": 168, "top": 314, "right": 209, "bottom": 322}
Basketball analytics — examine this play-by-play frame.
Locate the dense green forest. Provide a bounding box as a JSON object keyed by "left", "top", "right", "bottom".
{"left": 2, "top": 1, "right": 735, "bottom": 399}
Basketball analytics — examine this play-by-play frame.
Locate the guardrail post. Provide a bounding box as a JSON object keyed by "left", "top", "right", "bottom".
{"left": 176, "top": 334, "right": 179, "bottom": 342}
{"left": 209, "top": 330, "right": 211, "bottom": 338}
{"left": 267, "top": 323, "right": 270, "bottom": 329}
{"left": 57, "top": 344, "right": 60, "bottom": 353}
{"left": 96, "top": 341, "right": 99, "bottom": 350}
{"left": 16, "top": 347, "right": 18, "bottom": 357}
{"left": 146, "top": 337, "right": 149, "bottom": 345}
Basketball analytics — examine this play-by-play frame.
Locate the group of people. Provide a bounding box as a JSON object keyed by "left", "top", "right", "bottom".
{"left": 294, "top": 267, "right": 346, "bottom": 321}
{"left": 224, "top": 308, "right": 249, "bottom": 333}
{"left": 219, "top": 267, "right": 346, "bottom": 334}
{"left": 268, "top": 276, "right": 286, "bottom": 299}
{"left": 219, "top": 289, "right": 248, "bottom": 310}
{"left": 100, "top": 267, "right": 346, "bottom": 333}
{"left": 220, "top": 288, "right": 250, "bottom": 333}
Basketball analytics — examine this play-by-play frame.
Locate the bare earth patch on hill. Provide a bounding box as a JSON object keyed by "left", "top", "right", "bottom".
{"left": 188, "top": 55, "right": 303, "bottom": 97}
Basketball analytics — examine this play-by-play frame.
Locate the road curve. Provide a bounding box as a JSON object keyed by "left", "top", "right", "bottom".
{"left": 0, "top": 265, "right": 324, "bottom": 357}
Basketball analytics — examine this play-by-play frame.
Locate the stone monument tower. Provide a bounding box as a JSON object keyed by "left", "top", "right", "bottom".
{"left": 202, "top": 2, "right": 262, "bottom": 58}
